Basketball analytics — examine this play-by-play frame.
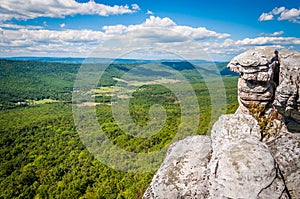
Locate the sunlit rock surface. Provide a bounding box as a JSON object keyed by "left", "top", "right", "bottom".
{"left": 228, "top": 47, "right": 300, "bottom": 133}
{"left": 143, "top": 136, "right": 211, "bottom": 199}
{"left": 144, "top": 47, "right": 300, "bottom": 199}
{"left": 143, "top": 114, "right": 299, "bottom": 198}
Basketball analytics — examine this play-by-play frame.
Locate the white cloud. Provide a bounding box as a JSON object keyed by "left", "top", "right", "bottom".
{"left": 143, "top": 16, "right": 176, "bottom": 27}
{"left": 259, "top": 7, "right": 300, "bottom": 23}
{"left": 259, "top": 13, "right": 274, "bottom": 21}
{"left": 269, "top": 31, "right": 284, "bottom": 36}
{"left": 212, "top": 36, "right": 300, "bottom": 59}
{"left": 0, "top": 28, "right": 104, "bottom": 46}
{"left": 0, "top": 0, "right": 140, "bottom": 21}
{"left": 0, "top": 23, "right": 43, "bottom": 30}
{"left": 260, "top": 31, "right": 284, "bottom": 37}
{"left": 131, "top": 4, "right": 140, "bottom": 11}
{"left": 272, "top": 7, "right": 286, "bottom": 15}
{"left": 1, "top": 16, "right": 299, "bottom": 61}
{"left": 102, "top": 24, "right": 127, "bottom": 34}
{"left": 279, "top": 8, "right": 300, "bottom": 23}
{"left": 235, "top": 37, "right": 300, "bottom": 46}
{"left": 102, "top": 16, "right": 230, "bottom": 42}
{"left": 0, "top": 16, "right": 231, "bottom": 59}
{"left": 147, "top": 10, "right": 154, "bottom": 15}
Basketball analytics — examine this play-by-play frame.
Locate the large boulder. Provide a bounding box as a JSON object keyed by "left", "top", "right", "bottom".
{"left": 143, "top": 114, "right": 297, "bottom": 198}
{"left": 143, "top": 135, "right": 212, "bottom": 199}
{"left": 208, "top": 114, "right": 285, "bottom": 199}
{"left": 227, "top": 47, "right": 277, "bottom": 113}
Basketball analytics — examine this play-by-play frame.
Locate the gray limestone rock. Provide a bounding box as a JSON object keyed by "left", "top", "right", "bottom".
{"left": 227, "top": 47, "right": 277, "bottom": 112}
{"left": 273, "top": 50, "right": 300, "bottom": 132}
{"left": 267, "top": 131, "right": 300, "bottom": 198}
{"left": 144, "top": 47, "right": 300, "bottom": 199}
{"left": 238, "top": 78, "right": 273, "bottom": 94}
{"left": 228, "top": 47, "right": 300, "bottom": 133}
{"left": 144, "top": 114, "right": 290, "bottom": 199}
{"left": 209, "top": 114, "right": 284, "bottom": 199}
{"left": 143, "top": 135, "right": 212, "bottom": 199}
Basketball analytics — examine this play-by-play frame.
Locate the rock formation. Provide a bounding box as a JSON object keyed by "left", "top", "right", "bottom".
{"left": 143, "top": 47, "right": 300, "bottom": 199}
{"left": 143, "top": 136, "right": 212, "bottom": 198}
{"left": 227, "top": 47, "right": 300, "bottom": 133}
{"left": 143, "top": 114, "right": 299, "bottom": 198}
{"left": 227, "top": 47, "right": 277, "bottom": 113}
{"left": 273, "top": 50, "right": 300, "bottom": 133}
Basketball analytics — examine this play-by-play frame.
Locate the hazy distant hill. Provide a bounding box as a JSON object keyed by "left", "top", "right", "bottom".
{"left": 4, "top": 57, "right": 227, "bottom": 64}
{"left": 3, "top": 57, "right": 237, "bottom": 77}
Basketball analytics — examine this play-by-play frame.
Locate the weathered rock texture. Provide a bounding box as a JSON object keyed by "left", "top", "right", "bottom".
{"left": 273, "top": 51, "right": 300, "bottom": 132}
{"left": 227, "top": 47, "right": 300, "bottom": 133}
{"left": 143, "top": 48, "right": 300, "bottom": 199}
{"left": 227, "top": 47, "right": 277, "bottom": 113}
{"left": 266, "top": 129, "right": 300, "bottom": 198}
{"left": 208, "top": 115, "right": 285, "bottom": 199}
{"left": 143, "top": 136, "right": 212, "bottom": 199}
{"left": 143, "top": 114, "right": 300, "bottom": 198}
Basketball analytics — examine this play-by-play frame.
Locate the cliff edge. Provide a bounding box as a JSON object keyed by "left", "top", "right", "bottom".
{"left": 143, "top": 47, "right": 300, "bottom": 199}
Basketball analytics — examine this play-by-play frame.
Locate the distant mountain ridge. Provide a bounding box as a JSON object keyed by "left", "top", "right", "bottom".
{"left": 3, "top": 57, "right": 226, "bottom": 64}
{"left": 1, "top": 57, "right": 237, "bottom": 78}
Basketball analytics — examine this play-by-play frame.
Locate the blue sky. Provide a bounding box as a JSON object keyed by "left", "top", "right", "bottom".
{"left": 0, "top": 0, "right": 299, "bottom": 60}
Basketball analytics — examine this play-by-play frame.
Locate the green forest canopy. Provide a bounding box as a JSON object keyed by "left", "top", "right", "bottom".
{"left": 0, "top": 59, "right": 238, "bottom": 198}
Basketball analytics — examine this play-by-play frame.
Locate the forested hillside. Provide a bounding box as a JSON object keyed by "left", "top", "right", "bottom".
{"left": 0, "top": 59, "right": 238, "bottom": 198}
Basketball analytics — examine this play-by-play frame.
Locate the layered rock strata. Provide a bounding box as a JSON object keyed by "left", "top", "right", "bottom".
{"left": 227, "top": 47, "right": 300, "bottom": 133}
{"left": 227, "top": 47, "right": 278, "bottom": 113}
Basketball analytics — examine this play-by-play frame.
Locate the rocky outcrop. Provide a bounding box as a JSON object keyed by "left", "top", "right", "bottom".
{"left": 208, "top": 115, "right": 286, "bottom": 199}
{"left": 227, "top": 47, "right": 300, "bottom": 133}
{"left": 143, "top": 136, "right": 212, "bottom": 199}
{"left": 143, "top": 48, "right": 300, "bottom": 199}
{"left": 273, "top": 51, "right": 300, "bottom": 132}
{"left": 227, "top": 47, "right": 277, "bottom": 113}
{"left": 143, "top": 114, "right": 300, "bottom": 198}
{"left": 266, "top": 130, "right": 300, "bottom": 197}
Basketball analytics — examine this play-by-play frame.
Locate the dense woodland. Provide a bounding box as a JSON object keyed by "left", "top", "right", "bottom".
{"left": 0, "top": 59, "right": 238, "bottom": 198}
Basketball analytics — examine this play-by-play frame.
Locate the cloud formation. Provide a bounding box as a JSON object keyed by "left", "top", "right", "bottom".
{"left": 279, "top": 8, "right": 300, "bottom": 22}
{"left": 0, "top": 16, "right": 230, "bottom": 59}
{"left": 235, "top": 37, "right": 300, "bottom": 46}
{"left": 102, "top": 16, "right": 230, "bottom": 41}
{"left": 0, "top": 16, "right": 299, "bottom": 60}
{"left": 260, "top": 31, "right": 284, "bottom": 37}
{"left": 259, "top": 13, "right": 274, "bottom": 21}
{"left": 0, "top": 0, "right": 140, "bottom": 21}
{"left": 0, "top": 23, "right": 43, "bottom": 30}
{"left": 147, "top": 10, "right": 154, "bottom": 15}
{"left": 259, "top": 7, "right": 300, "bottom": 23}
